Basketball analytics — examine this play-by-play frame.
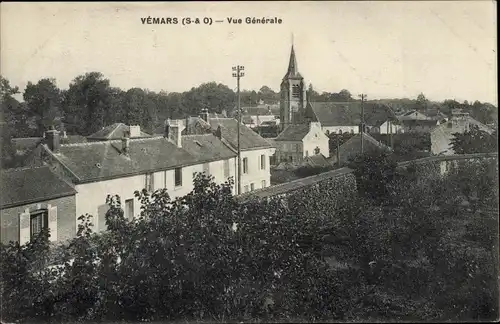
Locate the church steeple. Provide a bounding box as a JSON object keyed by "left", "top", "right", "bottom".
{"left": 283, "top": 45, "right": 302, "bottom": 80}
{"left": 279, "top": 41, "right": 307, "bottom": 131}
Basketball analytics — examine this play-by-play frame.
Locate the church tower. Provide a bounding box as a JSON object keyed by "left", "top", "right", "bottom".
{"left": 279, "top": 44, "right": 307, "bottom": 131}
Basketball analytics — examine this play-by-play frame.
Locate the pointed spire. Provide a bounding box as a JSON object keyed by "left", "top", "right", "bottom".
{"left": 286, "top": 45, "right": 298, "bottom": 77}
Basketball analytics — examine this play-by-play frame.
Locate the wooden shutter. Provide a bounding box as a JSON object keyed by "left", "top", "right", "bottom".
{"left": 19, "top": 209, "right": 31, "bottom": 245}
{"left": 48, "top": 204, "right": 58, "bottom": 242}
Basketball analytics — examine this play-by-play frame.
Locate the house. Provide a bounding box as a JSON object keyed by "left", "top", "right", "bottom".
{"left": 238, "top": 106, "right": 280, "bottom": 128}
{"left": 87, "top": 123, "right": 151, "bottom": 141}
{"left": 331, "top": 133, "right": 391, "bottom": 166}
{"left": 27, "top": 122, "right": 238, "bottom": 233}
{"left": 1, "top": 166, "right": 77, "bottom": 245}
{"left": 396, "top": 109, "right": 432, "bottom": 121}
{"left": 183, "top": 110, "right": 276, "bottom": 193}
{"left": 430, "top": 114, "right": 494, "bottom": 155}
{"left": 400, "top": 119, "right": 441, "bottom": 133}
{"left": 363, "top": 104, "right": 404, "bottom": 134}
{"left": 303, "top": 101, "right": 402, "bottom": 135}
{"left": 273, "top": 122, "right": 330, "bottom": 164}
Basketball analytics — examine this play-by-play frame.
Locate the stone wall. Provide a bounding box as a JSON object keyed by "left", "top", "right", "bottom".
{"left": 239, "top": 153, "right": 498, "bottom": 202}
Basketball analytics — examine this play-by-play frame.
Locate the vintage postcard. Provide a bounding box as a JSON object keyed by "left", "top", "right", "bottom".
{"left": 0, "top": 1, "right": 498, "bottom": 323}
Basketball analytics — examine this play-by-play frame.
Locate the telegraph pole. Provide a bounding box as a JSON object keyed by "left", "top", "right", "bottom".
{"left": 232, "top": 65, "right": 245, "bottom": 195}
{"left": 358, "top": 94, "right": 367, "bottom": 153}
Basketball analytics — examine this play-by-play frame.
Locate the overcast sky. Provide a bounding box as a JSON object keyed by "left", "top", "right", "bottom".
{"left": 1, "top": 1, "right": 497, "bottom": 104}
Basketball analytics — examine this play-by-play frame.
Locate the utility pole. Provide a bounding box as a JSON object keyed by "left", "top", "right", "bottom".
{"left": 232, "top": 65, "right": 245, "bottom": 195}
{"left": 358, "top": 94, "right": 367, "bottom": 153}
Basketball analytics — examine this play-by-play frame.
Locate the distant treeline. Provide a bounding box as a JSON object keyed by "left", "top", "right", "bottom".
{"left": 1, "top": 73, "right": 497, "bottom": 139}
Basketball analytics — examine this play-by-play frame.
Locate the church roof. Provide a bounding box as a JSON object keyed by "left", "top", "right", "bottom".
{"left": 275, "top": 124, "right": 310, "bottom": 141}
{"left": 283, "top": 45, "right": 303, "bottom": 80}
{"left": 304, "top": 101, "right": 398, "bottom": 127}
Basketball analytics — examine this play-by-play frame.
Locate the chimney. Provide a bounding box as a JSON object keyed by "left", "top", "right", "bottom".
{"left": 129, "top": 125, "right": 141, "bottom": 138}
{"left": 215, "top": 125, "right": 222, "bottom": 139}
{"left": 185, "top": 116, "right": 190, "bottom": 135}
{"left": 165, "top": 119, "right": 182, "bottom": 147}
{"left": 122, "top": 131, "right": 130, "bottom": 155}
{"left": 45, "top": 126, "right": 60, "bottom": 152}
{"left": 200, "top": 108, "right": 209, "bottom": 122}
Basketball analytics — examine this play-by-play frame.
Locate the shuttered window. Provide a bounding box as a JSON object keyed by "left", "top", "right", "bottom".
{"left": 223, "top": 160, "right": 230, "bottom": 178}
{"left": 19, "top": 205, "right": 57, "bottom": 245}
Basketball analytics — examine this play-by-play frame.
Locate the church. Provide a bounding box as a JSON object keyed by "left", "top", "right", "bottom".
{"left": 274, "top": 44, "right": 330, "bottom": 164}
{"left": 277, "top": 44, "right": 402, "bottom": 137}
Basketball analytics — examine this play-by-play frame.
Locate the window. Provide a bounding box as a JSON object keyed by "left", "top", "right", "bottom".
{"left": 261, "top": 180, "right": 266, "bottom": 188}
{"left": 292, "top": 84, "right": 301, "bottom": 98}
{"left": 305, "top": 150, "right": 309, "bottom": 157}
{"left": 30, "top": 210, "right": 48, "bottom": 239}
{"left": 20, "top": 206, "right": 57, "bottom": 245}
{"left": 350, "top": 129, "right": 354, "bottom": 134}
{"left": 164, "top": 171, "right": 167, "bottom": 188}
{"left": 203, "top": 163, "right": 210, "bottom": 175}
{"left": 244, "top": 185, "right": 249, "bottom": 193}
{"left": 314, "top": 147, "right": 320, "bottom": 155}
{"left": 175, "top": 168, "right": 182, "bottom": 187}
{"left": 289, "top": 156, "right": 293, "bottom": 162}
{"left": 250, "top": 183, "right": 255, "bottom": 191}
{"left": 243, "top": 157, "right": 248, "bottom": 174}
{"left": 145, "top": 173, "right": 154, "bottom": 191}
{"left": 223, "top": 159, "right": 230, "bottom": 178}
{"left": 260, "top": 154, "right": 266, "bottom": 170}
{"left": 339, "top": 130, "right": 343, "bottom": 134}
{"left": 325, "top": 130, "right": 330, "bottom": 135}
{"left": 125, "top": 199, "right": 134, "bottom": 221}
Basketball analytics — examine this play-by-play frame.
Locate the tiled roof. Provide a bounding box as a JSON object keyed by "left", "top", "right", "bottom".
{"left": 275, "top": 124, "right": 310, "bottom": 141}
{"left": 363, "top": 105, "right": 400, "bottom": 127}
{"left": 0, "top": 166, "right": 77, "bottom": 208}
{"left": 54, "top": 137, "right": 199, "bottom": 183}
{"left": 243, "top": 107, "right": 279, "bottom": 116}
{"left": 334, "top": 133, "right": 390, "bottom": 164}
{"left": 401, "top": 119, "right": 440, "bottom": 127}
{"left": 305, "top": 101, "right": 398, "bottom": 127}
{"left": 11, "top": 137, "right": 43, "bottom": 152}
{"left": 61, "top": 135, "right": 87, "bottom": 144}
{"left": 181, "top": 134, "right": 236, "bottom": 162}
{"left": 242, "top": 116, "right": 255, "bottom": 124}
{"left": 182, "top": 117, "right": 213, "bottom": 135}
{"left": 302, "top": 154, "right": 332, "bottom": 167}
{"left": 208, "top": 118, "right": 274, "bottom": 151}
{"left": 305, "top": 102, "right": 362, "bottom": 126}
{"left": 87, "top": 123, "right": 151, "bottom": 140}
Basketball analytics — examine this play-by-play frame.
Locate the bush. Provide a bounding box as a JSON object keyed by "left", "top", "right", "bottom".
{"left": 1, "top": 161, "right": 498, "bottom": 322}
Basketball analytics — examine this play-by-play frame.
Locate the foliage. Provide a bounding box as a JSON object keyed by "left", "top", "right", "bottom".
{"left": 450, "top": 124, "right": 497, "bottom": 154}
{"left": 23, "top": 78, "right": 63, "bottom": 134}
{"left": 347, "top": 150, "right": 401, "bottom": 204}
{"left": 1, "top": 159, "right": 498, "bottom": 322}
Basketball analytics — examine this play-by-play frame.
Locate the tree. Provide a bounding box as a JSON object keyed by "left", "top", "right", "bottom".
{"left": 338, "top": 89, "right": 352, "bottom": 101}
{"left": 62, "top": 72, "right": 114, "bottom": 135}
{"left": 347, "top": 150, "right": 401, "bottom": 204}
{"left": 450, "top": 125, "right": 497, "bottom": 154}
{"left": 23, "top": 78, "right": 63, "bottom": 134}
{"left": 307, "top": 84, "right": 321, "bottom": 102}
{"left": 121, "top": 88, "right": 156, "bottom": 133}
{"left": 416, "top": 92, "right": 428, "bottom": 111}
{"left": 182, "top": 82, "right": 235, "bottom": 117}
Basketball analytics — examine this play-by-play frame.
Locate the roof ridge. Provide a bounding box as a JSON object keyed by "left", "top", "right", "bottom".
{"left": 1, "top": 165, "right": 49, "bottom": 173}
{"left": 106, "top": 123, "right": 126, "bottom": 139}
